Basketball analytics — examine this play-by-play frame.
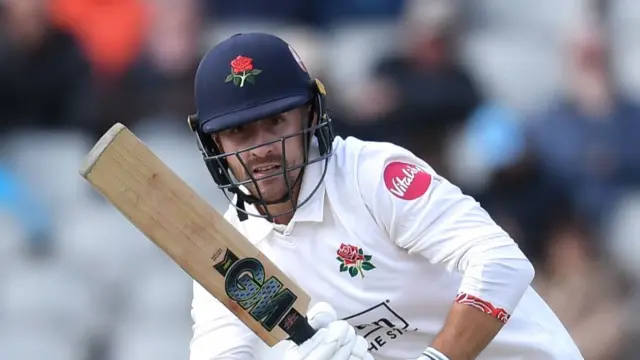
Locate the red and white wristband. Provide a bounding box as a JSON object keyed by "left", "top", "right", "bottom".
{"left": 419, "top": 347, "right": 450, "bottom": 360}
{"left": 455, "top": 292, "right": 511, "bottom": 324}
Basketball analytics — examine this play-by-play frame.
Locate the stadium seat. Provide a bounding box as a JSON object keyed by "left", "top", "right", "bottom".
{"left": 55, "top": 202, "right": 167, "bottom": 296}
{"left": 0, "top": 255, "right": 100, "bottom": 344}
{"left": 0, "top": 211, "right": 26, "bottom": 274}
{"left": 0, "top": 326, "right": 87, "bottom": 360}
{"left": 108, "top": 322, "right": 191, "bottom": 360}
{"left": 2, "top": 130, "right": 94, "bottom": 215}
{"left": 118, "top": 256, "right": 193, "bottom": 326}
{"left": 460, "top": 32, "right": 561, "bottom": 114}
{"left": 467, "top": 0, "right": 586, "bottom": 37}
{"left": 323, "top": 20, "right": 400, "bottom": 102}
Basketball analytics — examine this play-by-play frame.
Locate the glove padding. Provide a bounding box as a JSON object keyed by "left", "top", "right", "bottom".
{"left": 284, "top": 302, "right": 373, "bottom": 360}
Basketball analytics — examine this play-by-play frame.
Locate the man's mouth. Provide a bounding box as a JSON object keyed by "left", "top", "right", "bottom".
{"left": 252, "top": 164, "right": 281, "bottom": 177}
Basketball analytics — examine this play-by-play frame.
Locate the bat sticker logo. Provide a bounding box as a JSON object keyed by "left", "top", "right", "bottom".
{"left": 214, "top": 249, "right": 299, "bottom": 332}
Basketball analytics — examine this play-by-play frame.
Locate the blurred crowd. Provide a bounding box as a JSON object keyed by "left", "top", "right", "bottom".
{"left": 1, "top": 0, "right": 640, "bottom": 359}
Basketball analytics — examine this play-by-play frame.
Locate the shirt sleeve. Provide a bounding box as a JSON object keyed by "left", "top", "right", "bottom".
{"left": 355, "top": 142, "right": 535, "bottom": 322}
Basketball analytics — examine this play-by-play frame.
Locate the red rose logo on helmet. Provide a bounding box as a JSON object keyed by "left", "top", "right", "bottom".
{"left": 225, "top": 55, "right": 262, "bottom": 87}
{"left": 383, "top": 161, "right": 432, "bottom": 200}
{"left": 231, "top": 56, "right": 253, "bottom": 72}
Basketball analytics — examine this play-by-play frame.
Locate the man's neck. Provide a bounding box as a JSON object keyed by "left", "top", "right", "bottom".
{"left": 272, "top": 211, "right": 295, "bottom": 225}
{"left": 256, "top": 191, "right": 299, "bottom": 226}
{"left": 265, "top": 173, "right": 305, "bottom": 225}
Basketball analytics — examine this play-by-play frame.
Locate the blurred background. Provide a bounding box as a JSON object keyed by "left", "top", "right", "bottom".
{"left": 1, "top": 0, "right": 640, "bottom": 359}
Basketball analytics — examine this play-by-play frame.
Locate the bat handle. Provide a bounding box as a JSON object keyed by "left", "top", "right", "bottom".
{"left": 287, "top": 317, "right": 317, "bottom": 345}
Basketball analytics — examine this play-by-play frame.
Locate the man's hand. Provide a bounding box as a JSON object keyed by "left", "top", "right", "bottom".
{"left": 284, "top": 302, "right": 373, "bottom": 360}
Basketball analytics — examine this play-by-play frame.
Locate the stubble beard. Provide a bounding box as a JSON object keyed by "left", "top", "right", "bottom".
{"left": 255, "top": 167, "right": 303, "bottom": 203}
{"left": 234, "top": 164, "right": 298, "bottom": 204}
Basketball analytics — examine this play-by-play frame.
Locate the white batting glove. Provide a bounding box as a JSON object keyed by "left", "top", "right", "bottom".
{"left": 284, "top": 302, "right": 373, "bottom": 360}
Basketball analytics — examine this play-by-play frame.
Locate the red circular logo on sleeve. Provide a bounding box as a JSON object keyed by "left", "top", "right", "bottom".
{"left": 383, "top": 161, "right": 432, "bottom": 200}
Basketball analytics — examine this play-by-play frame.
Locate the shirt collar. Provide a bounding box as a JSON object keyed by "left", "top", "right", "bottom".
{"left": 239, "top": 140, "right": 328, "bottom": 242}
{"left": 288, "top": 141, "right": 327, "bottom": 223}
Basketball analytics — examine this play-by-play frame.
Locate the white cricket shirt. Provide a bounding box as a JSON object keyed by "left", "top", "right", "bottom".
{"left": 189, "top": 136, "right": 584, "bottom": 360}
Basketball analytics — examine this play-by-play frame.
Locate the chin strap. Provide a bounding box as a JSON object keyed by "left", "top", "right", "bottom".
{"left": 235, "top": 195, "right": 248, "bottom": 222}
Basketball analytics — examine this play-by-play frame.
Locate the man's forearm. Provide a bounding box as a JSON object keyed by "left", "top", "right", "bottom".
{"left": 422, "top": 237, "right": 535, "bottom": 360}
{"left": 429, "top": 301, "right": 504, "bottom": 360}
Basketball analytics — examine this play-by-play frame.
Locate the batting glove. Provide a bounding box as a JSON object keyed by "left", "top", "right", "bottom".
{"left": 284, "top": 302, "right": 373, "bottom": 360}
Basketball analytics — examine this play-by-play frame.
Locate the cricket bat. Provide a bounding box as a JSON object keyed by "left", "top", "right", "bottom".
{"left": 79, "top": 122, "right": 315, "bottom": 346}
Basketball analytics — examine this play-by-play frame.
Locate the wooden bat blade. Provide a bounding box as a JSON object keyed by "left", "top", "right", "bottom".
{"left": 79, "top": 123, "right": 313, "bottom": 346}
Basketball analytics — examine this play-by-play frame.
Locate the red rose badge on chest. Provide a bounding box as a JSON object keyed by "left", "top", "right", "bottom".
{"left": 383, "top": 161, "right": 432, "bottom": 200}
{"left": 336, "top": 243, "right": 375, "bottom": 278}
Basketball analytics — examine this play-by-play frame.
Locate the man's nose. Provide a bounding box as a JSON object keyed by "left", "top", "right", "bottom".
{"left": 248, "top": 131, "right": 278, "bottom": 158}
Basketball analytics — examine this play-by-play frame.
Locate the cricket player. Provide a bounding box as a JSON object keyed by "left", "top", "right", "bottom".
{"left": 187, "top": 33, "right": 584, "bottom": 360}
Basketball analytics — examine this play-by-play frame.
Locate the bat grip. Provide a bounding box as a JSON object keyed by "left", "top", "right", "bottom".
{"left": 287, "top": 317, "right": 317, "bottom": 345}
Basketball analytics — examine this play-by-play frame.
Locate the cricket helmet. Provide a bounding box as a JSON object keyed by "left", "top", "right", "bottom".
{"left": 187, "top": 32, "right": 334, "bottom": 221}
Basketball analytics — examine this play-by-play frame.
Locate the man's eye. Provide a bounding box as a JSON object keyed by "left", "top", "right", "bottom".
{"left": 230, "top": 125, "right": 245, "bottom": 134}
{"left": 271, "top": 117, "right": 285, "bottom": 125}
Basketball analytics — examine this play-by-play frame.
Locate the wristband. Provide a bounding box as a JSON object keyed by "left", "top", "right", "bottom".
{"left": 420, "top": 346, "right": 450, "bottom": 360}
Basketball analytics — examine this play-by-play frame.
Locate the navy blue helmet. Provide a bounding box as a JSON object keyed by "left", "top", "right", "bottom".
{"left": 187, "top": 32, "right": 334, "bottom": 221}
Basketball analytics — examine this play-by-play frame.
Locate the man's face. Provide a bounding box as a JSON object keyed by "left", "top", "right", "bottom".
{"left": 214, "top": 107, "right": 308, "bottom": 203}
